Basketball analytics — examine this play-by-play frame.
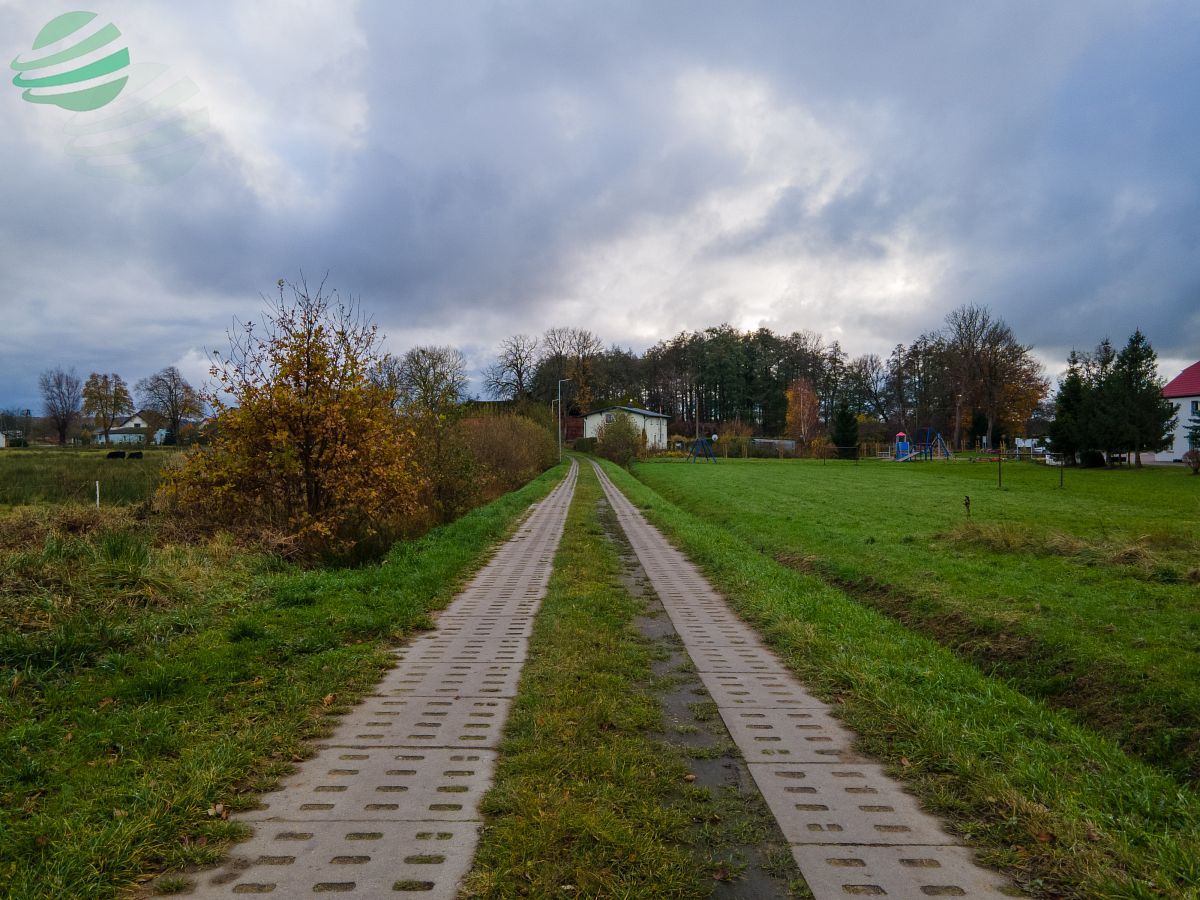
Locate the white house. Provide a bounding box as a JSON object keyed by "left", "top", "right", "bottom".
{"left": 582, "top": 406, "right": 669, "bottom": 449}
{"left": 1164, "top": 360, "right": 1200, "bottom": 462}
{"left": 0, "top": 432, "right": 7, "bottom": 449}
{"left": 98, "top": 412, "right": 153, "bottom": 445}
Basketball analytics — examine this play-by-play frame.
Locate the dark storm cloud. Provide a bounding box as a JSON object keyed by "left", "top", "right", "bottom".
{"left": 2, "top": 0, "right": 1199, "bottom": 409}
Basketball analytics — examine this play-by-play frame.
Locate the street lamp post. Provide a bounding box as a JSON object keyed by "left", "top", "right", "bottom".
{"left": 557, "top": 378, "right": 572, "bottom": 463}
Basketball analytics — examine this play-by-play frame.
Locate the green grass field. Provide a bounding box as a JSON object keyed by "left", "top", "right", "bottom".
{"left": 600, "top": 456, "right": 1200, "bottom": 897}
{"left": 0, "top": 465, "right": 565, "bottom": 899}
{"left": 0, "top": 448, "right": 175, "bottom": 506}
{"left": 633, "top": 458, "right": 1200, "bottom": 782}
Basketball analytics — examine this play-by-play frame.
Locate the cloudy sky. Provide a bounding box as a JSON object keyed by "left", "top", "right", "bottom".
{"left": 2, "top": 1, "right": 1198, "bottom": 409}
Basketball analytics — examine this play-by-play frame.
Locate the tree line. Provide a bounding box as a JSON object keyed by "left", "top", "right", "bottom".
{"left": 4, "top": 366, "right": 204, "bottom": 446}
{"left": 1047, "top": 330, "right": 1179, "bottom": 467}
{"left": 485, "top": 304, "right": 1049, "bottom": 449}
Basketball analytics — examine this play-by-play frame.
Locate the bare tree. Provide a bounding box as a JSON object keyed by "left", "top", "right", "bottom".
{"left": 39, "top": 367, "right": 83, "bottom": 445}
{"left": 943, "top": 304, "right": 991, "bottom": 448}
{"left": 397, "top": 346, "right": 468, "bottom": 418}
{"left": 83, "top": 372, "right": 134, "bottom": 443}
{"left": 566, "top": 328, "right": 604, "bottom": 412}
{"left": 137, "top": 366, "right": 203, "bottom": 444}
{"left": 484, "top": 334, "right": 540, "bottom": 400}
{"left": 397, "top": 345, "right": 471, "bottom": 521}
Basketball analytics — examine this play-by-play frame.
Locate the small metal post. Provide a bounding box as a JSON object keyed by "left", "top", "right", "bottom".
{"left": 95, "top": 480, "right": 100, "bottom": 509}
{"left": 1059, "top": 463, "right": 1064, "bottom": 489}
{"left": 997, "top": 453, "right": 1002, "bottom": 489}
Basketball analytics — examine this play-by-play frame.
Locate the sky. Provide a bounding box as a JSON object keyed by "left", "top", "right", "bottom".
{"left": 2, "top": 0, "right": 1198, "bottom": 410}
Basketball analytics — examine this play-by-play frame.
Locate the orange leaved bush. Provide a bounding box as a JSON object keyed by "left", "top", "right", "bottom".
{"left": 159, "top": 279, "right": 425, "bottom": 559}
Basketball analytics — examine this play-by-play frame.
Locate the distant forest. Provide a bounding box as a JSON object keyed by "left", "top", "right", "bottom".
{"left": 484, "top": 304, "right": 1048, "bottom": 448}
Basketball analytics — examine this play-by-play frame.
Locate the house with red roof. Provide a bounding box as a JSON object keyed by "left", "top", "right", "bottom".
{"left": 1164, "top": 361, "right": 1200, "bottom": 461}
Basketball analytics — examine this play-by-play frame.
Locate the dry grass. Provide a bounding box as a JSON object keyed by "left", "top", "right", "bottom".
{"left": 941, "top": 521, "right": 1199, "bottom": 580}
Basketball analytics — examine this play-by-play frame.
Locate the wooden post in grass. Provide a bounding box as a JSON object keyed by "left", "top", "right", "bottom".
{"left": 997, "top": 453, "right": 1002, "bottom": 489}
{"left": 95, "top": 480, "right": 100, "bottom": 509}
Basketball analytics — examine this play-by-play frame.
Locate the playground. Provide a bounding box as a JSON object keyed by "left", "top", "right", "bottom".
{"left": 888, "top": 427, "right": 954, "bottom": 461}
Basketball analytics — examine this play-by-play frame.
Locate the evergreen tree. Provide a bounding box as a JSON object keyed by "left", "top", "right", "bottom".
{"left": 1183, "top": 408, "right": 1200, "bottom": 475}
{"left": 1080, "top": 338, "right": 1124, "bottom": 465}
{"left": 1047, "top": 351, "right": 1085, "bottom": 464}
{"left": 1113, "top": 330, "right": 1176, "bottom": 467}
{"left": 830, "top": 400, "right": 859, "bottom": 459}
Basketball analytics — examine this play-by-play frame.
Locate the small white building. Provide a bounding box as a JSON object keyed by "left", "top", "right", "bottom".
{"left": 98, "top": 412, "right": 155, "bottom": 445}
{"left": 1164, "top": 361, "right": 1200, "bottom": 461}
{"left": 0, "top": 432, "right": 7, "bottom": 449}
{"left": 582, "top": 406, "right": 669, "bottom": 450}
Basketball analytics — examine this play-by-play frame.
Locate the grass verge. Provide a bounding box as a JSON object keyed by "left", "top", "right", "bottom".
{"left": 466, "top": 462, "right": 796, "bottom": 898}
{"left": 0, "top": 463, "right": 565, "bottom": 900}
{"left": 632, "top": 458, "right": 1200, "bottom": 784}
{"left": 599, "top": 458, "right": 1200, "bottom": 899}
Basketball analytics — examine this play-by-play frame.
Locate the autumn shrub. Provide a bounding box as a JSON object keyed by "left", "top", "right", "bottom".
{"left": 459, "top": 415, "right": 555, "bottom": 498}
{"left": 159, "top": 280, "right": 425, "bottom": 560}
{"left": 595, "top": 413, "right": 642, "bottom": 468}
{"left": 718, "top": 420, "right": 753, "bottom": 458}
{"left": 1184, "top": 449, "right": 1200, "bottom": 475}
{"left": 573, "top": 436, "right": 596, "bottom": 453}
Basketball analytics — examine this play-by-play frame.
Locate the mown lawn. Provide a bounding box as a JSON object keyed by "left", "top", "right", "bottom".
{"left": 600, "top": 457, "right": 1200, "bottom": 897}
{"left": 0, "top": 464, "right": 565, "bottom": 900}
{"left": 633, "top": 458, "right": 1200, "bottom": 783}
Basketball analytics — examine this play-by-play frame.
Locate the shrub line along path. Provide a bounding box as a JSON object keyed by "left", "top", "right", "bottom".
{"left": 590, "top": 460, "right": 1015, "bottom": 899}
{"left": 186, "top": 460, "right": 578, "bottom": 898}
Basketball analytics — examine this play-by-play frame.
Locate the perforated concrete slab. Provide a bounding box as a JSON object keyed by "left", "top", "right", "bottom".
{"left": 668, "top": 618, "right": 768, "bottom": 647}
{"left": 324, "top": 697, "right": 512, "bottom": 749}
{"left": 689, "top": 641, "right": 792, "bottom": 674}
{"left": 721, "top": 707, "right": 864, "bottom": 764}
{"left": 241, "top": 748, "right": 499, "bottom": 824}
{"left": 590, "top": 460, "right": 1012, "bottom": 900}
{"left": 697, "top": 670, "right": 832, "bottom": 709}
{"left": 392, "top": 634, "right": 529, "bottom": 665}
{"left": 187, "top": 462, "right": 578, "bottom": 899}
{"left": 375, "top": 660, "right": 526, "bottom": 697}
{"left": 189, "top": 821, "right": 479, "bottom": 898}
{"left": 748, "top": 762, "right": 954, "bottom": 845}
{"left": 791, "top": 845, "right": 1012, "bottom": 897}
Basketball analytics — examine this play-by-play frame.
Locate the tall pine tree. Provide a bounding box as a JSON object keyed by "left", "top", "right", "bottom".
{"left": 1047, "top": 351, "right": 1085, "bottom": 463}
{"left": 1114, "top": 330, "right": 1176, "bottom": 467}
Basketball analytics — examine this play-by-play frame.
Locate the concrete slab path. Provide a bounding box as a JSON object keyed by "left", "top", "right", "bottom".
{"left": 187, "top": 460, "right": 578, "bottom": 899}
{"left": 591, "top": 460, "right": 1014, "bottom": 899}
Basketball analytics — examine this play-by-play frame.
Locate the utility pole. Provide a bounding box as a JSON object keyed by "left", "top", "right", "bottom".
{"left": 557, "top": 378, "right": 572, "bottom": 462}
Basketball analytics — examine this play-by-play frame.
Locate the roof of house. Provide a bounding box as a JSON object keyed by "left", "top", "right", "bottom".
{"left": 1163, "top": 361, "right": 1200, "bottom": 398}
{"left": 584, "top": 405, "right": 669, "bottom": 419}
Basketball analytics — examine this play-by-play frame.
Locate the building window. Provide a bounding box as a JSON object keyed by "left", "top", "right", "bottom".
{"left": 605, "top": 413, "right": 614, "bottom": 424}
{"left": 1192, "top": 400, "right": 1199, "bottom": 414}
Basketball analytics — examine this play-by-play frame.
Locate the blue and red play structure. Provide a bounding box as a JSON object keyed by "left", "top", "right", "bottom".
{"left": 893, "top": 428, "right": 953, "bottom": 461}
